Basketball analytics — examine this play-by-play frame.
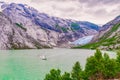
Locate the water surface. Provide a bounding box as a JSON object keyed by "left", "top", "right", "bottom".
{"left": 0, "top": 49, "right": 116, "bottom": 80}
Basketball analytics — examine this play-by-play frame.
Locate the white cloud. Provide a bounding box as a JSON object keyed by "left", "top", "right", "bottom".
{"left": 0, "top": 0, "right": 120, "bottom": 24}
{"left": 0, "top": 0, "right": 30, "bottom": 4}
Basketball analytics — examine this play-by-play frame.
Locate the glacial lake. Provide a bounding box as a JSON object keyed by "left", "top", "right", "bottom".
{"left": 0, "top": 49, "right": 116, "bottom": 80}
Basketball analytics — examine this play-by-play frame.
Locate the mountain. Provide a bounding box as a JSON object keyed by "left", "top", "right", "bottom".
{"left": 0, "top": 2, "right": 99, "bottom": 49}
{"left": 75, "top": 15, "right": 120, "bottom": 50}
{"left": 0, "top": 12, "right": 52, "bottom": 49}
{"left": 92, "top": 15, "right": 120, "bottom": 42}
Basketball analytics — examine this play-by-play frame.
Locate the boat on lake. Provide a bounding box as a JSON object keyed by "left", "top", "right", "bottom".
{"left": 40, "top": 55, "right": 47, "bottom": 60}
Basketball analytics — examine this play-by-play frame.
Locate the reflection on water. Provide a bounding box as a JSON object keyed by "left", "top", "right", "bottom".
{"left": 0, "top": 49, "right": 116, "bottom": 80}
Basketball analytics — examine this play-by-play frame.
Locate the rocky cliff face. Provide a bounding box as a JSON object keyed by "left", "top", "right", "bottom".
{"left": 0, "top": 12, "right": 53, "bottom": 49}
{"left": 0, "top": 2, "right": 99, "bottom": 49}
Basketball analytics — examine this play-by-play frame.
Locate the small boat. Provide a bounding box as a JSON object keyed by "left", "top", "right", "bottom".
{"left": 40, "top": 55, "right": 47, "bottom": 60}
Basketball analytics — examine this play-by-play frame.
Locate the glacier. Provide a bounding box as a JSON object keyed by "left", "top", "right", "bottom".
{"left": 71, "top": 35, "right": 94, "bottom": 45}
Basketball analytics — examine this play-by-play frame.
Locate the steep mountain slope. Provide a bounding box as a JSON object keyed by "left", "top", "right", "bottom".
{"left": 0, "top": 12, "right": 52, "bottom": 49}
{"left": 0, "top": 2, "right": 100, "bottom": 49}
{"left": 92, "top": 15, "right": 120, "bottom": 42}
{"left": 75, "top": 15, "right": 120, "bottom": 50}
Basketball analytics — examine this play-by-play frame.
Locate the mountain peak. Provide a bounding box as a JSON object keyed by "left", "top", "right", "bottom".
{"left": 100, "top": 14, "right": 120, "bottom": 31}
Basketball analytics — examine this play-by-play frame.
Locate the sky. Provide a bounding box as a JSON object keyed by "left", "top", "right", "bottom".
{"left": 1, "top": 0, "right": 120, "bottom": 24}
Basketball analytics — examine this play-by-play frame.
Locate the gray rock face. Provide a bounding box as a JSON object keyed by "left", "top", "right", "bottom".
{"left": 0, "top": 12, "right": 53, "bottom": 49}
{"left": 0, "top": 2, "right": 100, "bottom": 49}
{"left": 0, "top": 12, "right": 13, "bottom": 49}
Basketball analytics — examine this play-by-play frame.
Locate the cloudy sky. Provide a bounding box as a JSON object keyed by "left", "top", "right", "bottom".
{"left": 1, "top": 0, "right": 120, "bottom": 24}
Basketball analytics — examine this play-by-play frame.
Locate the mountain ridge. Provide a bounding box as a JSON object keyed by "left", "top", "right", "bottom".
{"left": 0, "top": 2, "right": 100, "bottom": 49}
{"left": 74, "top": 15, "right": 120, "bottom": 50}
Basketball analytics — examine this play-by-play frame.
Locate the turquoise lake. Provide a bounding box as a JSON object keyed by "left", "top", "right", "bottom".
{"left": 0, "top": 49, "right": 116, "bottom": 80}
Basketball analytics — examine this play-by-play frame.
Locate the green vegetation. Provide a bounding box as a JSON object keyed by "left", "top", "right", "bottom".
{"left": 44, "top": 61, "right": 82, "bottom": 80}
{"left": 15, "top": 23, "right": 27, "bottom": 31}
{"left": 71, "top": 22, "right": 84, "bottom": 32}
{"left": 55, "top": 24, "right": 68, "bottom": 33}
{"left": 100, "top": 23, "right": 120, "bottom": 40}
{"left": 44, "top": 69, "right": 62, "bottom": 80}
{"left": 74, "top": 37, "right": 117, "bottom": 49}
{"left": 73, "top": 23, "right": 120, "bottom": 50}
{"left": 44, "top": 49, "right": 120, "bottom": 80}
{"left": 55, "top": 24, "right": 61, "bottom": 30}
{"left": 55, "top": 23, "right": 84, "bottom": 33}
{"left": 10, "top": 41, "right": 51, "bottom": 49}
{"left": 71, "top": 22, "right": 80, "bottom": 30}
{"left": 71, "top": 61, "right": 82, "bottom": 80}
{"left": 10, "top": 42, "right": 33, "bottom": 49}
{"left": 61, "top": 27, "right": 68, "bottom": 33}
{"left": 62, "top": 72, "right": 72, "bottom": 80}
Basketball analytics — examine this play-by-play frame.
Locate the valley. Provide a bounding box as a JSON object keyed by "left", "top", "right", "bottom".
{"left": 0, "top": 2, "right": 99, "bottom": 49}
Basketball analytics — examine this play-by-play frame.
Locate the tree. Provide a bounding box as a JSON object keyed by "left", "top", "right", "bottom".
{"left": 62, "top": 72, "right": 72, "bottom": 80}
{"left": 85, "top": 49, "right": 104, "bottom": 80}
{"left": 44, "top": 50, "right": 120, "bottom": 80}
{"left": 44, "top": 69, "right": 62, "bottom": 80}
{"left": 103, "top": 53, "right": 117, "bottom": 79}
{"left": 116, "top": 51, "right": 120, "bottom": 77}
{"left": 71, "top": 61, "right": 82, "bottom": 80}
{"left": 116, "top": 51, "right": 120, "bottom": 63}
